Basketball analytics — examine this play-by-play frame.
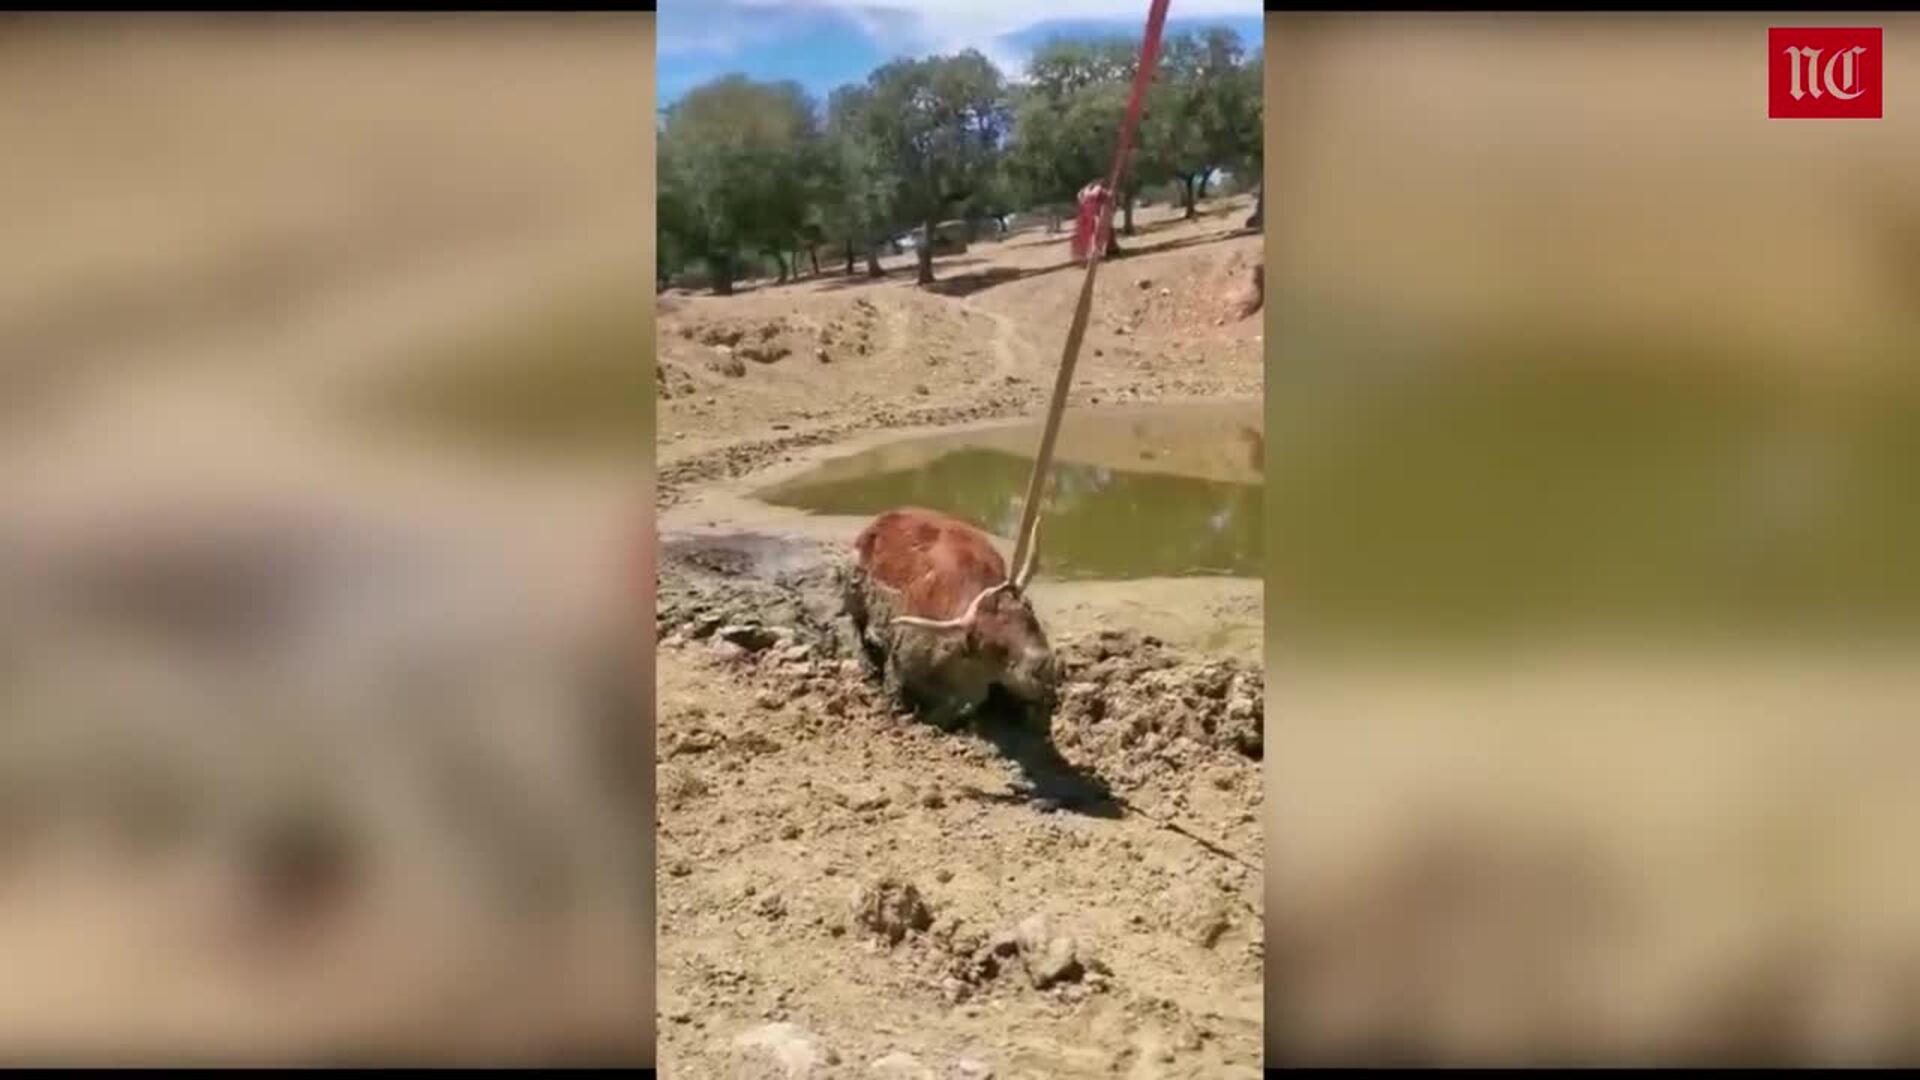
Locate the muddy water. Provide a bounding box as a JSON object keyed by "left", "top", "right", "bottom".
{"left": 755, "top": 402, "right": 1264, "bottom": 582}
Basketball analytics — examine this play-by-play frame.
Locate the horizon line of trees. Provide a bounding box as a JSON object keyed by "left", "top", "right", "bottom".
{"left": 659, "top": 27, "right": 1263, "bottom": 296}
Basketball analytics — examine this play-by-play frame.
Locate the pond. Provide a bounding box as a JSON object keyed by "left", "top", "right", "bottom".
{"left": 755, "top": 401, "right": 1264, "bottom": 582}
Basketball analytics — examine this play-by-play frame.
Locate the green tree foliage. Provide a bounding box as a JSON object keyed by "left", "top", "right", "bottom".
{"left": 658, "top": 76, "right": 819, "bottom": 295}
{"left": 860, "top": 50, "right": 1011, "bottom": 285}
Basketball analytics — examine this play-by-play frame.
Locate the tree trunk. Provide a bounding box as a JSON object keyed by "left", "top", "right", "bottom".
{"left": 1181, "top": 175, "right": 1198, "bottom": 220}
{"left": 1047, "top": 209, "right": 1061, "bottom": 234}
{"left": 1245, "top": 183, "right": 1263, "bottom": 230}
{"left": 844, "top": 239, "right": 856, "bottom": 276}
{"left": 916, "top": 218, "right": 936, "bottom": 285}
{"left": 711, "top": 253, "right": 734, "bottom": 297}
{"left": 1197, "top": 170, "right": 1212, "bottom": 201}
{"left": 773, "top": 251, "right": 789, "bottom": 285}
{"left": 866, "top": 241, "right": 885, "bottom": 277}
{"left": 1123, "top": 190, "right": 1137, "bottom": 236}
{"left": 809, "top": 246, "right": 820, "bottom": 277}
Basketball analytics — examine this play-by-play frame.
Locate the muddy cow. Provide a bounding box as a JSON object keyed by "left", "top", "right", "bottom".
{"left": 842, "top": 507, "right": 1057, "bottom": 728}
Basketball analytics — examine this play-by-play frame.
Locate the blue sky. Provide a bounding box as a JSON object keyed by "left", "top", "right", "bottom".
{"left": 658, "top": 0, "right": 1263, "bottom": 107}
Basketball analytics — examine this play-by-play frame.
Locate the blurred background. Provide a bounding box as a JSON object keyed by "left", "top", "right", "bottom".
{"left": 1264, "top": 13, "right": 1920, "bottom": 1065}
{"left": 0, "top": 14, "right": 653, "bottom": 1064}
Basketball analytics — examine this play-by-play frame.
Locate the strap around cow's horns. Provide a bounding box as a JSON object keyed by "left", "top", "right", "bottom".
{"left": 891, "top": 581, "right": 1011, "bottom": 632}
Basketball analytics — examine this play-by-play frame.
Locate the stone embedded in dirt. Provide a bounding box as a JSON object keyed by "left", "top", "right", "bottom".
{"left": 669, "top": 732, "right": 716, "bottom": 757}
{"left": 869, "top": 1051, "right": 935, "bottom": 1079}
{"left": 851, "top": 877, "right": 934, "bottom": 946}
{"left": 1027, "top": 934, "right": 1085, "bottom": 990}
{"left": 754, "top": 689, "right": 784, "bottom": 712}
{"left": 1015, "top": 914, "right": 1051, "bottom": 955}
{"left": 815, "top": 347, "right": 831, "bottom": 364}
{"left": 949, "top": 1059, "right": 993, "bottom": 1080}
{"left": 733, "top": 1021, "right": 835, "bottom": 1079}
{"left": 719, "top": 624, "right": 780, "bottom": 652}
{"left": 709, "top": 354, "right": 748, "bottom": 378}
{"left": 756, "top": 892, "right": 788, "bottom": 920}
{"left": 1136, "top": 278, "right": 1152, "bottom": 290}
{"left": 912, "top": 384, "right": 930, "bottom": 396}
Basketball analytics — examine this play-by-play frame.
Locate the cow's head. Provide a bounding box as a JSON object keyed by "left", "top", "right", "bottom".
{"left": 890, "top": 526, "right": 1056, "bottom": 710}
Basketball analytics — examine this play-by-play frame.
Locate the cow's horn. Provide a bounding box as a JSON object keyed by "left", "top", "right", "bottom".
{"left": 891, "top": 582, "right": 1009, "bottom": 632}
{"left": 1013, "top": 518, "right": 1041, "bottom": 591}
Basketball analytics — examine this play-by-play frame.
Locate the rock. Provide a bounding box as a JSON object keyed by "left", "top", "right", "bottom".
{"left": 720, "top": 624, "right": 780, "bottom": 652}
{"left": 1015, "top": 914, "right": 1051, "bottom": 955}
{"left": 869, "top": 1051, "right": 935, "bottom": 1079}
{"left": 709, "top": 354, "right": 748, "bottom": 378}
{"left": 815, "top": 347, "right": 831, "bottom": 363}
{"left": 950, "top": 1060, "right": 994, "bottom": 1080}
{"left": 851, "top": 878, "right": 934, "bottom": 946}
{"left": 732, "top": 1021, "right": 833, "bottom": 1079}
{"left": 1027, "top": 935, "right": 1085, "bottom": 989}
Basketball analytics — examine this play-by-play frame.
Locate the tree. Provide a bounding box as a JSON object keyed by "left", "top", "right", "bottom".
{"left": 820, "top": 84, "right": 899, "bottom": 277}
{"left": 1008, "top": 38, "right": 1134, "bottom": 245}
{"left": 1137, "top": 29, "right": 1262, "bottom": 222}
{"left": 657, "top": 76, "right": 819, "bottom": 296}
{"left": 862, "top": 51, "right": 1010, "bottom": 286}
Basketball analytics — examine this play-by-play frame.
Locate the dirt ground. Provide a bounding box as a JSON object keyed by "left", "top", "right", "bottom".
{"left": 654, "top": 198, "right": 1267, "bottom": 1078}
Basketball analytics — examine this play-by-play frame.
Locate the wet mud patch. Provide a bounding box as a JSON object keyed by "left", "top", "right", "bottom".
{"left": 655, "top": 533, "right": 1265, "bottom": 797}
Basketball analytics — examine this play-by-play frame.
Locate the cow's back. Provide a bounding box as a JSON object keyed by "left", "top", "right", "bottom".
{"left": 854, "top": 508, "right": 1007, "bottom": 621}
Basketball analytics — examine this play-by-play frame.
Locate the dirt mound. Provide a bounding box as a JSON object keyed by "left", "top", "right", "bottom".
{"left": 1112, "top": 249, "right": 1265, "bottom": 337}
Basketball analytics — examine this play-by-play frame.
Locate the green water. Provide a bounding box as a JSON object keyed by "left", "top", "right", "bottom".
{"left": 759, "top": 442, "right": 1264, "bottom": 582}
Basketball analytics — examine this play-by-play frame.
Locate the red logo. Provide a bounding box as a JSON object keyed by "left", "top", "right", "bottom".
{"left": 1769, "top": 27, "right": 1883, "bottom": 119}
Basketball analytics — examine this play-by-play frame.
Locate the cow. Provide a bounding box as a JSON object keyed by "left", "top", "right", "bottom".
{"left": 841, "top": 507, "right": 1058, "bottom": 730}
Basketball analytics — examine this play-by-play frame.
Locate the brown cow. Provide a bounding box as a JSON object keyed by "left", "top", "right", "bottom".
{"left": 842, "top": 507, "right": 1057, "bottom": 729}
